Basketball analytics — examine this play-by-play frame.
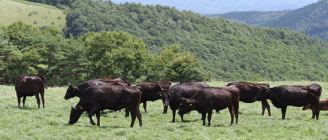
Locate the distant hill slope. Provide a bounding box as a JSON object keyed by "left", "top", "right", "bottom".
{"left": 0, "top": 0, "right": 66, "bottom": 29}
{"left": 210, "top": 11, "right": 290, "bottom": 26}
{"left": 61, "top": 0, "right": 328, "bottom": 81}
{"left": 213, "top": 0, "right": 328, "bottom": 42}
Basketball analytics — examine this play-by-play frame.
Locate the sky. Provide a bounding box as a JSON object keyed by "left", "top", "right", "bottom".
{"left": 110, "top": 0, "right": 319, "bottom": 14}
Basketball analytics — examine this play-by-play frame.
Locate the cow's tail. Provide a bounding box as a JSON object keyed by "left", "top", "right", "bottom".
{"left": 38, "top": 75, "right": 48, "bottom": 89}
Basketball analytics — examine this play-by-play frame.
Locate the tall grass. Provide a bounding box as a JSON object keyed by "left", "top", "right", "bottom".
{"left": 0, "top": 81, "right": 327, "bottom": 139}
{"left": 0, "top": 0, "right": 66, "bottom": 30}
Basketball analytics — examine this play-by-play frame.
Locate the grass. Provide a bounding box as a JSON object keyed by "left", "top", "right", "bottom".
{"left": 0, "top": 0, "right": 66, "bottom": 30}
{"left": 0, "top": 81, "right": 328, "bottom": 139}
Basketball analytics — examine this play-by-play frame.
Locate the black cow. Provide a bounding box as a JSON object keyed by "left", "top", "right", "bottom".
{"left": 15, "top": 75, "right": 48, "bottom": 109}
{"left": 64, "top": 78, "right": 130, "bottom": 100}
{"left": 68, "top": 85, "right": 142, "bottom": 127}
{"left": 227, "top": 82, "right": 270, "bottom": 116}
{"left": 167, "top": 82, "right": 209, "bottom": 122}
{"left": 178, "top": 85, "right": 240, "bottom": 126}
{"left": 136, "top": 82, "right": 171, "bottom": 113}
{"left": 267, "top": 85, "right": 320, "bottom": 120}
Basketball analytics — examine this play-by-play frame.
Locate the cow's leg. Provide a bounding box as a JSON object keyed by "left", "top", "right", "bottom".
{"left": 40, "top": 89, "right": 45, "bottom": 108}
{"left": 22, "top": 96, "right": 26, "bottom": 107}
{"left": 266, "top": 101, "right": 271, "bottom": 116}
{"left": 207, "top": 110, "right": 212, "bottom": 126}
{"left": 180, "top": 114, "right": 184, "bottom": 122}
{"left": 125, "top": 108, "right": 129, "bottom": 117}
{"left": 228, "top": 106, "right": 234, "bottom": 125}
{"left": 234, "top": 104, "right": 239, "bottom": 124}
{"left": 35, "top": 94, "right": 41, "bottom": 109}
{"left": 202, "top": 113, "right": 206, "bottom": 126}
{"left": 96, "top": 111, "right": 101, "bottom": 126}
{"left": 88, "top": 105, "right": 101, "bottom": 126}
{"left": 171, "top": 108, "right": 176, "bottom": 122}
{"left": 261, "top": 100, "right": 271, "bottom": 116}
{"left": 17, "top": 96, "right": 21, "bottom": 108}
{"left": 312, "top": 104, "right": 320, "bottom": 120}
{"left": 311, "top": 104, "right": 315, "bottom": 119}
{"left": 143, "top": 101, "right": 147, "bottom": 112}
{"left": 89, "top": 116, "right": 96, "bottom": 125}
{"left": 136, "top": 106, "right": 142, "bottom": 127}
{"left": 281, "top": 106, "right": 287, "bottom": 120}
{"left": 129, "top": 108, "right": 137, "bottom": 127}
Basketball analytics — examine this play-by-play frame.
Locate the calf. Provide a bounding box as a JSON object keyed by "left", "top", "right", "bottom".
{"left": 167, "top": 82, "right": 209, "bottom": 122}
{"left": 303, "top": 99, "right": 328, "bottom": 111}
{"left": 178, "top": 85, "right": 240, "bottom": 126}
{"left": 227, "top": 82, "right": 270, "bottom": 116}
{"left": 136, "top": 82, "right": 171, "bottom": 113}
{"left": 68, "top": 85, "right": 142, "bottom": 127}
{"left": 15, "top": 75, "right": 47, "bottom": 109}
{"left": 268, "top": 85, "right": 320, "bottom": 120}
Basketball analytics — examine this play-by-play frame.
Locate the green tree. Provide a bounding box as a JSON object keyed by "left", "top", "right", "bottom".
{"left": 83, "top": 31, "right": 149, "bottom": 82}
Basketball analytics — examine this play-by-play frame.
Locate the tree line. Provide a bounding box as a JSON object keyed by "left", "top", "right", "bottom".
{"left": 0, "top": 22, "right": 207, "bottom": 86}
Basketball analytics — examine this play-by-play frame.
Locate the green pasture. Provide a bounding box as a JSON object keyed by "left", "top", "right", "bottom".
{"left": 0, "top": 0, "right": 65, "bottom": 29}
{"left": 0, "top": 81, "right": 328, "bottom": 139}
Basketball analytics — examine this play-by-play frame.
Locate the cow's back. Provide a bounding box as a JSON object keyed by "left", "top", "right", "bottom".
{"left": 15, "top": 76, "right": 44, "bottom": 96}
{"left": 83, "top": 85, "right": 141, "bottom": 110}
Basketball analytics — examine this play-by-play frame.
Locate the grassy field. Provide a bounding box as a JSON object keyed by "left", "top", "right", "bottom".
{"left": 0, "top": 0, "right": 66, "bottom": 29}
{"left": 0, "top": 81, "right": 328, "bottom": 139}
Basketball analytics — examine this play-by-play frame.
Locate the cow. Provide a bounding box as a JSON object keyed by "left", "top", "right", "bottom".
{"left": 303, "top": 99, "right": 328, "bottom": 111}
{"left": 227, "top": 82, "right": 271, "bottom": 116}
{"left": 136, "top": 82, "right": 171, "bottom": 114}
{"left": 267, "top": 85, "right": 320, "bottom": 120}
{"left": 64, "top": 78, "right": 131, "bottom": 100}
{"left": 166, "top": 82, "right": 209, "bottom": 122}
{"left": 68, "top": 85, "right": 142, "bottom": 127}
{"left": 15, "top": 75, "right": 48, "bottom": 109}
{"left": 178, "top": 85, "right": 240, "bottom": 126}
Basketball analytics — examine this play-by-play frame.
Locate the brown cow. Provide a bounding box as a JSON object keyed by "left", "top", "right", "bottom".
{"left": 69, "top": 85, "right": 142, "bottom": 127}
{"left": 167, "top": 82, "right": 209, "bottom": 122}
{"left": 15, "top": 75, "right": 48, "bottom": 109}
{"left": 303, "top": 99, "right": 328, "bottom": 111}
{"left": 136, "top": 82, "right": 171, "bottom": 113}
{"left": 227, "top": 82, "right": 270, "bottom": 116}
{"left": 267, "top": 85, "right": 320, "bottom": 120}
{"left": 178, "top": 85, "right": 240, "bottom": 126}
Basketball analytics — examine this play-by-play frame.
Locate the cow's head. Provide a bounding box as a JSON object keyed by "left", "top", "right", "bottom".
{"left": 255, "top": 85, "right": 270, "bottom": 101}
{"left": 64, "top": 84, "right": 79, "bottom": 100}
{"left": 178, "top": 98, "right": 196, "bottom": 116}
{"left": 68, "top": 105, "right": 85, "bottom": 125}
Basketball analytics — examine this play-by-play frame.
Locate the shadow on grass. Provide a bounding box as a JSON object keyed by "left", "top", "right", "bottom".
{"left": 63, "top": 123, "right": 125, "bottom": 129}
{"left": 11, "top": 105, "right": 39, "bottom": 110}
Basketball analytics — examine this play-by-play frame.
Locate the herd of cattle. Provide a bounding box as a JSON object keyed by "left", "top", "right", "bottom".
{"left": 14, "top": 75, "right": 328, "bottom": 127}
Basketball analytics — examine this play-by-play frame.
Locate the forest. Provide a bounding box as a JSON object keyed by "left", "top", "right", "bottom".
{"left": 1, "top": 0, "right": 328, "bottom": 85}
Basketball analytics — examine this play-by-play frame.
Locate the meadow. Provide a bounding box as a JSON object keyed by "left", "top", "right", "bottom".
{"left": 0, "top": 81, "right": 328, "bottom": 140}
{"left": 0, "top": 0, "right": 66, "bottom": 29}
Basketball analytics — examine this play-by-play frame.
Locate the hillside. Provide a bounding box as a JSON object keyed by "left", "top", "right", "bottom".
{"left": 211, "top": 11, "right": 290, "bottom": 26}
{"left": 62, "top": 0, "right": 328, "bottom": 81}
{"left": 214, "top": 0, "right": 328, "bottom": 42}
{"left": 0, "top": 0, "right": 66, "bottom": 29}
